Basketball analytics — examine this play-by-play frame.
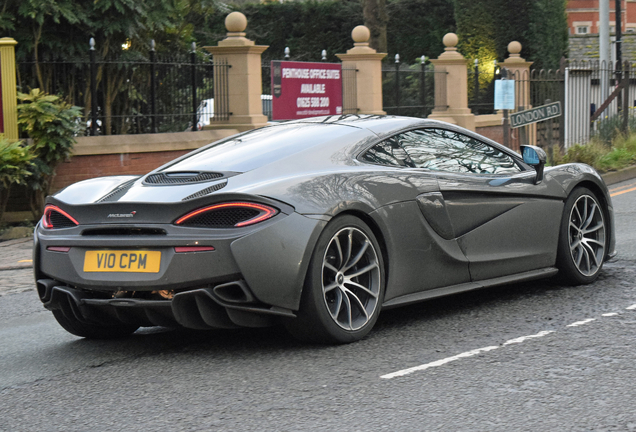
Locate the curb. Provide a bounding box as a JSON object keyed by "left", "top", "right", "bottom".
{"left": 0, "top": 263, "right": 32, "bottom": 271}
{"left": 0, "top": 237, "right": 33, "bottom": 247}
{"left": 601, "top": 165, "right": 636, "bottom": 186}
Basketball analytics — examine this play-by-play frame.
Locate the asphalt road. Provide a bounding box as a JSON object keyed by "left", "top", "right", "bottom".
{"left": 1, "top": 180, "right": 635, "bottom": 431}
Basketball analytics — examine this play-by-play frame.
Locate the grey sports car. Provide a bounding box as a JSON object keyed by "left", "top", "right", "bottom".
{"left": 34, "top": 115, "right": 616, "bottom": 343}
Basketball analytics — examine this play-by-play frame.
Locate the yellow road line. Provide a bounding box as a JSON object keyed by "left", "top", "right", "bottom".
{"left": 611, "top": 186, "right": 636, "bottom": 197}
{"left": 609, "top": 182, "right": 636, "bottom": 193}
{"left": 17, "top": 259, "right": 32, "bottom": 263}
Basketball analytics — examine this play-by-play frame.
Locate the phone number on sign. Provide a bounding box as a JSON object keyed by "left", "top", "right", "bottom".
{"left": 297, "top": 97, "right": 330, "bottom": 108}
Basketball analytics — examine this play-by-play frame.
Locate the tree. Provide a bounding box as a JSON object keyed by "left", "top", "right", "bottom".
{"left": 198, "top": 0, "right": 364, "bottom": 63}
{"left": 453, "top": 0, "right": 567, "bottom": 69}
{"left": 453, "top": 0, "right": 498, "bottom": 65}
{"left": 528, "top": 0, "right": 568, "bottom": 69}
{"left": 386, "top": 0, "right": 455, "bottom": 63}
{"left": 363, "top": 0, "right": 388, "bottom": 53}
{"left": 16, "top": 0, "right": 84, "bottom": 88}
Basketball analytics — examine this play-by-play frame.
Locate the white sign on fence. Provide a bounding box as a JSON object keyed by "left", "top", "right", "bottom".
{"left": 494, "top": 80, "right": 515, "bottom": 110}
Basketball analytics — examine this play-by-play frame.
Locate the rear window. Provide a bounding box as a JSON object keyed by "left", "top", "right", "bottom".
{"left": 163, "top": 124, "right": 362, "bottom": 173}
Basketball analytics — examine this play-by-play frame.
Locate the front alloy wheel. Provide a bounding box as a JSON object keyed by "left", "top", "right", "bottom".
{"left": 557, "top": 187, "right": 607, "bottom": 285}
{"left": 568, "top": 194, "right": 606, "bottom": 277}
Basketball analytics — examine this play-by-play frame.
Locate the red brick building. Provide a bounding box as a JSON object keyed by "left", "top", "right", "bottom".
{"left": 567, "top": 0, "right": 636, "bottom": 35}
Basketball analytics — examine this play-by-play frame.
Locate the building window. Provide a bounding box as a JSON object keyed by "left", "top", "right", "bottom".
{"left": 576, "top": 26, "right": 589, "bottom": 34}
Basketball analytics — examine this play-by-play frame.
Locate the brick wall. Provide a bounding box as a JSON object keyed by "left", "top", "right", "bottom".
{"left": 51, "top": 150, "right": 191, "bottom": 191}
{"left": 2, "top": 129, "right": 240, "bottom": 222}
{"left": 476, "top": 125, "right": 504, "bottom": 145}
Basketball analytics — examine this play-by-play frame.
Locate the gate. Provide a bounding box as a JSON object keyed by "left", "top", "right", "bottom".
{"left": 506, "top": 66, "right": 565, "bottom": 153}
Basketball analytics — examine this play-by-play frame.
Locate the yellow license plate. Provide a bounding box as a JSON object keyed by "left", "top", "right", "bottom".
{"left": 83, "top": 250, "right": 161, "bottom": 273}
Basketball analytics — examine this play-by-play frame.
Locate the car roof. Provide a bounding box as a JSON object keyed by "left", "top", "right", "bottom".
{"left": 158, "top": 115, "right": 516, "bottom": 175}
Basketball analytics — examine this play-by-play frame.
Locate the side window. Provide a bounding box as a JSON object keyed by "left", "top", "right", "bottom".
{"left": 360, "top": 137, "right": 415, "bottom": 168}
{"left": 397, "top": 128, "right": 521, "bottom": 174}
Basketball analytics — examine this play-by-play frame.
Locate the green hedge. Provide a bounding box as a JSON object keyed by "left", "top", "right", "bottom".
{"left": 453, "top": 0, "right": 567, "bottom": 69}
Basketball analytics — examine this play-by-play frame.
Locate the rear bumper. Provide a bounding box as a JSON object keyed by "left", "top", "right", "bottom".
{"left": 38, "top": 280, "right": 296, "bottom": 330}
{"left": 35, "top": 212, "right": 326, "bottom": 311}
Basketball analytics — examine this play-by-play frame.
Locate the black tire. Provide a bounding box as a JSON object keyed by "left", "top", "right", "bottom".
{"left": 285, "top": 215, "right": 385, "bottom": 344}
{"left": 52, "top": 309, "right": 139, "bottom": 339}
{"left": 556, "top": 187, "right": 607, "bottom": 285}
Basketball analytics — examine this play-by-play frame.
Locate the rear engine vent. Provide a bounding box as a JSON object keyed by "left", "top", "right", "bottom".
{"left": 82, "top": 228, "right": 167, "bottom": 236}
{"left": 97, "top": 178, "right": 138, "bottom": 203}
{"left": 144, "top": 171, "right": 223, "bottom": 185}
{"left": 175, "top": 202, "right": 278, "bottom": 228}
{"left": 182, "top": 180, "right": 228, "bottom": 201}
{"left": 42, "top": 205, "right": 79, "bottom": 229}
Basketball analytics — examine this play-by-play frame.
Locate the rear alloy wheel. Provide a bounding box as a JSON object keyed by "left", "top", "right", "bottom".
{"left": 557, "top": 187, "right": 607, "bottom": 285}
{"left": 286, "top": 215, "right": 385, "bottom": 344}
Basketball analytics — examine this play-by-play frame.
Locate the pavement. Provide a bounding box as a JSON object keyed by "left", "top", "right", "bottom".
{"left": 0, "top": 238, "right": 35, "bottom": 297}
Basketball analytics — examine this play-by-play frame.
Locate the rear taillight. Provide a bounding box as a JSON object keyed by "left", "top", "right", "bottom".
{"left": 175, "top": 202, "right": 278, "bottom": 228}
{"left": 42, "top": 205, "right": 79, "bottom": 229}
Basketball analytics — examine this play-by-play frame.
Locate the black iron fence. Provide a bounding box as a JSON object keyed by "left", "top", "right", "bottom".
{"left": 503, "top": 59, "right": 636, "bottom": 153}
{"left": 468, "top": 61, "right": 499, "bottom": 115}
{"left": 382, "top": 57, "right": 446, "bottom": 117}
{"left": 17, "top": 41, "right": 230, "bottom": 135}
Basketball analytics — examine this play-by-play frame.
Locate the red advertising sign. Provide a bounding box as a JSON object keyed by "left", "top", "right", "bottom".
{"left": 271, "top": 60, "right": 342, "bottom": 120}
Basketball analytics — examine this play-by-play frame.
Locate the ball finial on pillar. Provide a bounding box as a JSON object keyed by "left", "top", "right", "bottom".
{"left": 508, "top": 41, "right": 522, "bottom": 57}
{"left": 442, "top": 33, "right": 458, "bottom": 49}
{"left": 225, "top": 12, "right": 247, "bottom": 33}
{"left": 352, "top": 25, "right": 371, "bottom": 44}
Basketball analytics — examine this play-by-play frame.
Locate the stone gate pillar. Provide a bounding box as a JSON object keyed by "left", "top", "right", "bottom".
{"left": 503, "top": 41, "right": 533, "bottom": 109}
{"left": 336, "top": 26, "right": 386, "bottom": 115}
{"left": 428, "top": 33, "right": 475, "bottom": 131}
{"left": 204, "top": 12, "right": 268, "bottom": 131}
{"left": 503, "top": 41, "right": 535, "bottom": 145}
{"left": 0, "top": 38, "right": 18, "bottom": 140}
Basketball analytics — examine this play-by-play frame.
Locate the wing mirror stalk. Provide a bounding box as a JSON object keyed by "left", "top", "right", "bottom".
{"left": 520, "top": 145, "right": 547, "bottom": 185}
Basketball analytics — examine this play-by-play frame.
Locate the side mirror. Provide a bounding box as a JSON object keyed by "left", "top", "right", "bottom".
{"left": 520, "top": 145, "right": 546, "bottom": 185}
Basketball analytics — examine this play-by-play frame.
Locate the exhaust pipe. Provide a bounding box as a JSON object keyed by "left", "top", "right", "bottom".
{"left": 212, "top": 280, "right": 256, "bottom": 304}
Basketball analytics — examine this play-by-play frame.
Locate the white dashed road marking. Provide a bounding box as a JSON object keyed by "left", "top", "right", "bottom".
{"left": 380, "top": 346, "right": 499, "bottom": 379}
{"left": 381, "top": 303, "right": 635, "bottom": 380}
{"left": 502, "top": 330, "right": 555, "bottom": 346}
{"left": 566, "top": 318, "right": 596, "bottom": 327}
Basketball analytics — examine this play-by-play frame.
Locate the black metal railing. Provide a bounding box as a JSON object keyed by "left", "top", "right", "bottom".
{"left": 468, "top": 61, "right": 499, "bottom": 115}
{"left": 17, "top": 41, "right": 230, "bottom": 135}
{"left": 382, "top": 56, "right": 445, "bottom": 118}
